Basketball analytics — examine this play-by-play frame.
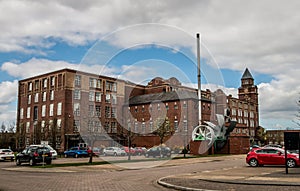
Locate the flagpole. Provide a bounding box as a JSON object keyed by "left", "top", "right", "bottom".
{"left": 197, "top": 33, "right": 201, "bottom": 125}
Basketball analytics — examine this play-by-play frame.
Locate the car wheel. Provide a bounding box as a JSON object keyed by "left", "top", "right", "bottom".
{"left": 64, "top": 154, "right": 68, "bottom": 158}
{"left": 29, "top": 159, "right": 35, "bottom": 166}
{"left": 114, "top": 153, "right": 117, "bottom": 157}
{"left": 16, "top": 159, "right": 21, "bottom": 166}
{"left": 103, "top": 152, "right": 106, "bottom": 156}
{"left": 145, "top": 153, "right": 149, "bottom": 158}
{"left": 287, "top": 159, "right": 296, "bottom": 168}
{"left": 75, "top": 154, "right": 78, "bottom": 158}
{"left": 249, "top": 158, "right": 258, "bottom": 167}
{"left": 160, "top": 154, "right": 164, "bottom": 158}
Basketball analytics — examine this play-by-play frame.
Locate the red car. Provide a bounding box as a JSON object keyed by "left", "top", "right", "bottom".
{"left": 123, "top": 147, "right": 136, "bottom": 155}
{"left": 246, "top": 147, "right": 300, "bottom": 168}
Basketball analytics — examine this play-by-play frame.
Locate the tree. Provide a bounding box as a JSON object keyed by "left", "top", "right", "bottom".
{"left": 153, "top": 117, "right": 171, "bottom": 146}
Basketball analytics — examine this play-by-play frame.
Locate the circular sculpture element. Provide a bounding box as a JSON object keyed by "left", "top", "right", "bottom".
{"left": 192, "top": 125, "right": 215, "bottom": 146}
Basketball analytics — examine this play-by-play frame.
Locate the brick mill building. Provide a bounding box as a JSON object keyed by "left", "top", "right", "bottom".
{"left": 16, "top": 68, "right": 259, "bottom": 154}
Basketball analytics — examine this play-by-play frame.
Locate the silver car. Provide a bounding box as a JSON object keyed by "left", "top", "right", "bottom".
{"left": 103, "top": 147, "right": 126, "bottom": 156}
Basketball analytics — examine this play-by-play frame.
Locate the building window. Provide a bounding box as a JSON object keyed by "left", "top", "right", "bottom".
{"left": 111, "top": 107, "right": 117, "bottom": 118}
{"left": 142, "top": 105, "right": 145, "bottom": 112}
{"left": 34, "top": 93, "right": 39, "bottom": 103}
{"left": 27, "top": 107, "right": 31, "bottom": 118}
{"left": 106, "top": 81, "right": 117, "bottom": 92}
{"left": 41, "top": 120, "right": 45, "bottom": 133}
{"left": 95, "top": 92, "right": 101, "bottom": 102}
{"left": 51, "top": 76, "right": 55, "bottom": 86}
{"left": 50, "top": 90, "right": 54, "bottom": 100}
{"left": 49, "top": 104, "right": 54, "bottom": 116}
{"left": 174, "top": 121, "right": 178, "bottom": 132}
{"left": 88, "top": 105, "right": 94, "bottom": 116}
{"left": 165, "top": 103, "right": 169, "bottom": 110}
{"left": 111, "top": 94, "right": 117, "bottom": 104}
{"left": 88, "top": 121, "right": 94, "bottom": 132}
{"left": 112, "top": 122, "right": 117, "bottom": 133}
{"left": 174, "top": 102, "right": 178, "bottom": 110}
{"left": 105, "top": 94, "right": 110, "bottom": 103}
{"left": 43, "top": 78, "right": 47, "bottom": 88}
{"left": 75, "top": 75, "right": 81, "bottom": 86}
{"left": 42, "top": 105, "right": 46, "bottom": 117}
{"left": 105, "top": 106, "right": 111, "bottom": 118}
{"left": 28, "top": 95, "right": 31, "bottom": 104}
{"left": 74, "top": 103, "right": 80, "bottom": 116}
{"left": 141, "top": 122, "right": 146, "bottom": 133}
{"left": 33, "top": 106, "right": 38, "bottom": 120}
{"left": 149, "top": 121, "right": 153, "bottom": 132}
{"left": 231, "top": 109, "right": 236, "bottom": 116}
{"left": 157, "top": 104, "right": 161, "bottom": 111}
{"left": 97, "top": 79, "right": 102, "bottom": 89}
{"left": 95, "top": 105, "right": 101, "bottom": 117}
{"left": 28, "top": 82, "right": 32, "bottom": 91}
{"left": 57, "top": 102, "right": 62, "bottom": 116}
{"left": 183, "top": 101, "right": 187, "bottom": 108}
{"left": 244, "top": 110, "right": 248, "bottom": 117}
{"left": 89, "top": 91, "right": 95, "bottom": 101}
{"left": 20, "top": 108, "right": 24, "bottom": 119}
{"left": 74, "top": 90, "right": 81, "bottom": 100}
{"left": 42, "top": 92, "right": 47, "bottom": 102}
{"left": 57, "top": 119, "right": 61, "bottom": 131}
{"left": 26, "top": 122, "right": 30, "bottom": 133}
{"left": 104, "top": 122, "right": 110, "bottom": 133}
{"left": 134, "top": 122, "right": 139, "bottom": 133}
{"left": 34, "top": 80, "right": 39, "bottom": 90}
{"left": 183, "top": 120, "right": 187, "bottom": 131}
{"left": 95, "top": 121, "right": 101, "bottom": 132}
{"left": 74, "top": 120, "right": 80, "bottom": 132}
{"left": 238, "top": 109, "right": 242, "bottom": 117}
{"left": 89, "top": 78, "right": 97, "bottom": 88}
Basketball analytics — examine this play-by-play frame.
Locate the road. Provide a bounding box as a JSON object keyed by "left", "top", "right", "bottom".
{"left": 0, "top": 155, "right": 295, "bottom": 191}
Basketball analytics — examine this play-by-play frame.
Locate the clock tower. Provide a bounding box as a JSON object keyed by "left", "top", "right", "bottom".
{"left": 238, "top": 68, "right": 258, "bottom": 105}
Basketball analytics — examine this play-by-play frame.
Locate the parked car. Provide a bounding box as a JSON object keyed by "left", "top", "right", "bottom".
{"left": 0, "top": 149, "right": 15, "bottom": 161}
{"left": 92, "top": 147, "right": 103, "bottom": 156}
{"left": 29, "top": 144, "right": 57, "bottom": 159}
{"left": 246, "top": 147, "right": 300, "bottom": 168}
{"left": 122, "top": 147, "right": 136, "bottom": 156}
{"left": 134, "top": 147, "right": 147, "bottom": 156}
{"left": 145, "top": 146, "right": 171, "bottom": 158}
{"left": 103, "top": 147, "right": 126, "bottom": 156}
{"left": 16, "top": 146, "right": 52, "bottom": 166}
{"left": 64, "top": 147, "right": 88, "bottom": 158}
{"left": 263, "top": 144, "right": 282, "bottom": 148}
{"left": 250, "top": 145, "right": 260, "bottom": 151}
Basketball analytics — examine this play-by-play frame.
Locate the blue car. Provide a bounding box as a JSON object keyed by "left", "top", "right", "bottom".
{"left": 64, "top": 147, "right": 88, "bottom": 158}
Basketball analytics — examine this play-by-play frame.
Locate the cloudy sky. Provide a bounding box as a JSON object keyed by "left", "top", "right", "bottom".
{"left": 0, "top": 0, "right": 299, "bottom": 130}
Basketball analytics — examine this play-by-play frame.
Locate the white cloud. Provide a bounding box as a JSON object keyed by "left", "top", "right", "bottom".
{"left": 0, "top": 80, "right": 18, "bottom": 104}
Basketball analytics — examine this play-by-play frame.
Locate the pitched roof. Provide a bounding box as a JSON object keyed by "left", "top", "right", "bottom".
{"left": 241, "top": 68, "right": 254, "bottom": 79}
{"left": 128, "top": 90, "right": 211, "bottom": 105}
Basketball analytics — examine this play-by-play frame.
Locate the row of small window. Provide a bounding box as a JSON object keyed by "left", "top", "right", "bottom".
{"left": 131, "top": 101, "right": 187, "bottom": 112}
{"left": 74, "top": 120, "right": 118, "bottom": 133}
{"left": 231, "top": 101, "right": 255, "bottom": 110}
{"left": 20, "top": 103, "right": 62, "bottom": 119}
{"left": 27, "top": 77, "right": 56, "bottom": 91}
{"left": 23, "top": 119, "right": 62, "bottom": 134}
{"left": 74, "top": 103, "right": 117, "bottom": 118}
{"left": 27, "top": 91, "right": 55, "bottom": 104}
{"left": 231, "top": 109, "right": 255, "bottom": 118}
{"left": 232, "top": 128, "right": 249, "bottom": 135}
{"left": 75, "top": 75, "right": 117, "bottom": 92}
{"left": 232, "top": 117, "right": 256, "bottom": 127}
{"left": 74, "top": 90, "right": 117, "bottom": 104}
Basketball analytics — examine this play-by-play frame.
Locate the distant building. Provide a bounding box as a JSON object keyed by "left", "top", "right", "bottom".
{"left": 16, "top": 68, "right": 259, "bottom": 152}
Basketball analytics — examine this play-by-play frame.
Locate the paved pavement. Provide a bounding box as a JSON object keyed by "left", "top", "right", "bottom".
{"left": 3, "top": 155, "right": 300, "bottom": 191}
{"left": 158, "top": 161, "right": 300, "bottom": 190}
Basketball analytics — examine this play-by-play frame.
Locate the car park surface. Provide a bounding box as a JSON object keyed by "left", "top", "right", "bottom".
{"left": 16, "top": 146, "right": 52, "bottom": 166}
{"left": 0, "top": 149, "right": 15, "bottom": 161}
{"left": 246, "top": 147, "right": 300, "bottom": 168}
